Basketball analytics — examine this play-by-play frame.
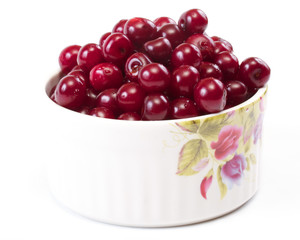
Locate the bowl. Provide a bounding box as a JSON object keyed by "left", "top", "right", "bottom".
{"left": 44, "top": 73, "right": 267, "bottom": 227}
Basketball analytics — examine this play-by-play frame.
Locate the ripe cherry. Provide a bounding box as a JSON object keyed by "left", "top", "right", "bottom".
{"left": 112, "top": 19, "right": 128, "bottom": 33}
{"left": 96, "top": 88, "right": 119, "bottom": 114}
{"left": 84, "top": 88, "right": 98, "bottom": 108}
{"left": 171, "top": 43, "right": 202, "bottom": 69}
{"left": 178, "top": 9, "right": 208, "bottom": 36}
{"left": 89, "top": 63, "right": 123, "bottom": 92}
{"left": 59, "top": 45, "right": 81, "bottom": 74}
{"left": 238, "top": 57, "right": 270, "bottom": 89}
{"left": 99, "top": 32, "right": 111, "bottom": 47}
{"left": 170, "top": 98, "right": 198, "bottom": 119}
{"left": 77, "top": 43, "right": 104, "bottom": 73}
{"left": 118, "top": 112, "right": 141, "bottom": 120}
{"left": 171, "top": 65, "right": 200, "bottom": 98}
{"left": 226, "top": 80, "right": 248, "bottom": 105}
{"left": 194, "top": 77, "right": 227, "bottom": 113}
{"left": 211, "top": 36, "right": 233, "bottom": 52}
{"left": 214, "top": 51, "right": 239, "bottom": 81}
{"left": 198, "top": 62, "right": 223, "bottom": 81}
{"left": 138, "top": 63, "right": 171, "bottom": 93}
{"left": 68, "top": 69, "right": 90, "bottom": 87}
{"left": 186, "top": 33, "right": 215, "bottom": 61}
{"left": 142, "top": 93, "right": 170, "bottom": 120}
{"left": 213, "top": 41, "right": 232, "bottom": 56}
{"left": 144, "top": 37, "right": 172, "bottom": 64}
{"left": 153, "top": 17, "right": 176, "bottom": 29}
{"left": 157, "top": 23, "right": 185, "bottom": 49}
{"left": 89, "top": 107, "right": 115, "bottom": 119}
{"left": 125, "top": 52, "right": 152, "bottom": 82}
{"left": 117, "top": 82, "right": 146, "bottom": 112}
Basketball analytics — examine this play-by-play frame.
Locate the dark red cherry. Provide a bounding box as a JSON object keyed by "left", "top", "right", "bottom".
{"left": 68, "top": 69, "right": 90, "bottom": 87}
{"left": 125, "top": 52, "right": 152, "bottom": 82}
{"left": 170, "top": 98, "right": 198, "bottom": 119}
{"left": 214, "top": 51, "right": 239, "bottom": 81}
{"left": 89, "top": 63, "right": 123, "bottom": 92}
{"left": 59, "top": 45, "right": 81, "bottom": 74}
{"left": 96, "top": 88, "right": 119, "bottom": 114}
{"left": 102, "top": 33, "right": 134, "bottom": 66}
{"left": 99, "top": 32, "right": 111, "bottom": 47}
{"left": 238, "top": 57, "right": 270, "bottom": 89}
{"left": 77, "top": 43, "right": 104, "bottom": 73}
{"left": 186, "top": 33, "right": 215, "bottom": 61}
{"left": 211, "top": 36, "right": 233, "bottom": 52}
{"left": 54, "top": 75, "right": 86, "bottom": 110}
{"left": 157, "top": 23, "right": 185, "bottom": 49}
{"left": 118, "top": 112, "right": 141, "bottom": 120}
{"left": 171, "top": 43, "right": 202, "bottom": 69}
{"left": 178, "top": 9, "right": 208, "bottom": 36}
{"left": 142, "top": 93, "right": 170, "bottom": 120}
{"left": 198, "top": 62, "right": 223, "bottom": 81}
{"left": 89, "top": 107, "right": 115, "bottom": 119}
{"left": 194, "top": 77, "right": 227, "bottom": 113}
{"left": 117, "top": 82, "right": 146, "bottom": 112}
{"left": 112, "top": 19, "right": 128, "bottom": 33}
{"left": 213, "top": 41, "right": 232, "bottom": 56}
{"left": 124, "top": 17, "right": 157, "bottom": 46}
{"left": 144, "top": 37, "right": 172, "bottom": 64}
{"left": 138, "top": 63, "right": 171, "bottom": 92}
{"left": 171, "top": 65, "right": 200, "bottom": 98}
{"left": 84, "top": 88, "right": 98, "bottom": 108}
{"left": 226, "top": 80, "right": 248, "bottom": 105}
{"left": 153, "top": 17, "right": 176, "bottom": 29}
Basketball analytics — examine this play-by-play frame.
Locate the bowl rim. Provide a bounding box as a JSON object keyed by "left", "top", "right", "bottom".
{"left": 45, "top": 72, "right": 268, "bottom": 125}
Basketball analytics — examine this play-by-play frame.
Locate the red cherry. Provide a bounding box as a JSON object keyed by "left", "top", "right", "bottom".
{"left": 138, "top": 63, "right": 171, "bottom": 93}
{"left": 68, "top": 69, "right": 90, "bottom": 87}
{"left": 118, "top": 112, "right": 141, "bottom": 120}
{"left": 153, "top": 17, "right": 176, "bottom": 29}
{"left": 99, "top": 32, "right": 111, "bottom": 47}
{"left": 142, "top": 93, "right": 170, "bottom": 120}
{"left": 125, "top": 52, "right": 152, "bottom": 82}
{"left": 194, "top": 77, "right": 227, "bottom": 113}
{"left": 102, "top": 33, "right": 134, "bottom": 66}
{"left": 124, "top": 17, "right": 157, "bottom": 46}
{"left": 157, "top": 23, "right": 185, "bottom": 49}
{"left": 117, "top": 82, "right": 146, "bottom": 112}
{"left": 84, "top": 88, "right": 98, "bottom": 108}
{"left": 144, "top": 37, "right": 172, "bottom": 64}
{"left": 226, "top": 80, "right": 248, "bottom": 105}
{"left": 213, "top": 41, "right": 232, "bottom": 56}
{"left": 211, "top": 36, "right": 233, "bottom": 52}
{"left": 214, "top": 51, "right": 239, "bottom": 81}
{"left": 238, "top": 57, "right": 270, "bottom": 89}
{"left": 96, "top": 88, "right": 119, "bottom": 114}
{"left": 170, "top": 98, "right": 199, "bottom": 119}
{"left": 186, "top": 33, "right": 215, "bottom": 61}
{"left": 178, "top": 9, "right": 208, "bottom": 36}
{"left": 170, "top": 65, "right": 200, "bottom": 98}
{"left": 89, "top": 107, "right": 115, "bottom": 119}
{"left": 171, "top": 43, "right": 202, "bottom": 69}
{"left": 112, "top": 19, "right": 128, "bottom": 33}
{"left": 198, "top": 62, "right": 223, "bottom": 81}
{"left": 59, "top": 45, "right": 81, "bottom": 74}
{"left": 77, "top": 43, "right": 104, "bottom": 73}
{"left": 54, "top": 75, "right": 86, "bottom": 110}
{"left": 89, "top": 63, "right": 123, "bottom": 92}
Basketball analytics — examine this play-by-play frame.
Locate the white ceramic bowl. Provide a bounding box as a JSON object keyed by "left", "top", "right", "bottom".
{"left": 44, "top": 73, "right": 267, "bottom": 227}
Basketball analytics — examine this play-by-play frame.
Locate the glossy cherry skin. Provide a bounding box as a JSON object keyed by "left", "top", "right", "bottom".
{"left": 186, "top": 34, "right": 215, "bottom": 61}
{"left": 77, "top": 43, "right": 104, "bottom": 73}
{"left": 89, "top": 107, "right": 115, "bottom": 119}
{"left": 112, "top": 19, "right": 128, "bottom": 33}
{"left": 157, "top": 23, "right": 185, "bottom": 49}
{"left": 99, "top": 32, "right": 111, "bottom": 47}
{"left": 118, "top": 112, "right": 141, "bottom": 120}
{"left": 213, "top": 41, "right": 232, "bottom": 56}
{"left": 171, "top": 43, "right": 202, "bottom": 69}
{"left": 117, "top": 82, "right": 146, "bottom": 112}
{"left": 124, "top": 17, "right": 157, "bottom": 47}
{"left": 89, "top": 63, "right": 123, "bottom": 92}
{"left": 125, "top": 52, "right": 152, "bottom": 82}
{"left": 194, "top": 77, "right": 227, "bottom": 113}
{"left": 102, "top": 33, "right": 134, "bottom": 66}
{"left": 142, "top": 93, "right": 170, "bottom": 120}
{"left": 144, "top": 37, "right": 172, "bottom": 64}
{"left": 96, "top": 88, "right": 119, "bottom": 114}
{"left": 68, "top": 69, "right": 90, "bottom": 87}
{"left": 170, "top": 98, "right": 198, "bottom": 119}
{"left": 54, "top": 75, "right": 86, "bottom": 110}
{"left": 214, "top": 51, "right": 239, "bottom": 81}
{"left": 238, "top": 57, "right": 270, "bottom": 89}
{"left": 178, "top": 9, "right": 208, "bottom": 36}
{"left": 171, "top": 65, "right": 200, "bottom": 98}
{"left": 211, "top": 36, "right": 233, "bottom": 52}
{"left": 226, "top": 80, "right": 248, "bottom": 105}
{"left": 153, "top": 17, "right": 176, "bottom": 29}
{"left": 198, "top": 62, "right": 223, "bottom": 81}
{"left": 138, "top": 63, "right": 171, "bottom": 93}
{"left": 59, "top": 45, "right": 81, "bottom": 74}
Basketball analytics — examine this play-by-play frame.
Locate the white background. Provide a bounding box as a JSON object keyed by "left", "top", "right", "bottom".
{"left": 0, "top": 0, "right": 299, "bottom": 239}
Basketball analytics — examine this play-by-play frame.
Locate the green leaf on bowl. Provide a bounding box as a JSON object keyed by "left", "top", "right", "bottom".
{"left": 176, "top": 120, "right": 200, "bottom": 133}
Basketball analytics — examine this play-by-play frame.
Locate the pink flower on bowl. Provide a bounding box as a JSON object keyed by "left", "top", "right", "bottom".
{"left": 211, "top": 125, "right": 243, "bottom": 160}
{"left": 220, "top": 154, "right": 247, "bottom": 189}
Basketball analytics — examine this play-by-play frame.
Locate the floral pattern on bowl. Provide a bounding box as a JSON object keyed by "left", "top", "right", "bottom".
{"left": 174, "top": 91, "right": 267, "bottom": 200}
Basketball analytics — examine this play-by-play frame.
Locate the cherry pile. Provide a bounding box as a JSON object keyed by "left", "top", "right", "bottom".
{"left": 51, "top": 9, "right": 270, "bottom": 121}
